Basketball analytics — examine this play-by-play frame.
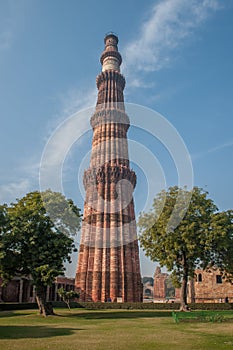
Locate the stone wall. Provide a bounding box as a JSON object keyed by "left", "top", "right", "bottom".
{"left": 189, "top": 269, "right": 233, "bottom": 303}
{"left": 152, "top": 267, "right": 233, "bottom": 303}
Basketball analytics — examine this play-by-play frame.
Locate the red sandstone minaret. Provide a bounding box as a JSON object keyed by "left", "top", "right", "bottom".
{"left": 75, "top": 34, "right": 142, "bottom": 302}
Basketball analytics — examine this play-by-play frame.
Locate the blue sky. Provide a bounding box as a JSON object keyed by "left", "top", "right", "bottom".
{"left": 1, "top": 0, "right": 233, "bottom": 277}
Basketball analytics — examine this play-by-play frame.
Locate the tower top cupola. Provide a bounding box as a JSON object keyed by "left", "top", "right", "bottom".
{"left": 100, "top": 33, "right": 122, "bottom": 72}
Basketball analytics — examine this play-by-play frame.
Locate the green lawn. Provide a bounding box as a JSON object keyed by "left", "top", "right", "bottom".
{"left": 0, "top": 308, "right": 232, "bottom": 350}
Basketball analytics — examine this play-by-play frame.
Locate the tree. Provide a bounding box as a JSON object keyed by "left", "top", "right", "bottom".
{"left": 165, "top": 277, "right": 175, "bottom": 299}
{"left": 0, "top": 204, "right": 13, "bottom": 282}
{"left": 57, "top": 287, "right": 79, "bottom": 310}
{"left": 209, "top": 210, "right": 233, "bottom": 281}
{"left": 0, "top": 191, "right": 81, "bottom": 316}
{"left": 41, "top": 190, "right": 81, "bottom": 236}
{"left": 138, "top": 186, "right": 218, "bottom": 310}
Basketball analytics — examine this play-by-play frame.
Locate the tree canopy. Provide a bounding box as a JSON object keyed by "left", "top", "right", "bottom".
{"left": 41, "top": 189, "right": 81, "bottom": 236}
{"left": 138, "top": 186, "right": 233, "bottom": 310}
{"left": 209, "top": 209, "right": 233, "bottom": 281}
{"left": 0, "top": 190, "right": 81, "bottom": 316}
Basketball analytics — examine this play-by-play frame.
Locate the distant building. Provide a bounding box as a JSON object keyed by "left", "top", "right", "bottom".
{"left": 0, "top": 276, "right": 75, "bottom": 303}
{"left": 189, "top": 269, "right": 233, "bottom": 303}
{"left": 142, "top": 277, "right": 154, "bottom": 301}
{"left": 153, "top": 267, "right": 169, "bottom": 301}
{"left": 153, "top": 266, "right": 233, "bottom": 303}
{"left": 153, "top": 266, "right": 180, "bottom": 302}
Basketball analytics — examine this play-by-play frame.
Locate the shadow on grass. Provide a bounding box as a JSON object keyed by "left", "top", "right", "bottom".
{"left": 0, "top": 325, "right": 82, "bottom": 339}
{"left": 61, "top": 310, "right": 172, "bottom": 320}
{"left": 0, "top": 311, "right": 35, "bottom": 318}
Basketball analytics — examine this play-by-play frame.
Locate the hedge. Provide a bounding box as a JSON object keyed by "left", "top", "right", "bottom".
{"left": 0, "top": 302, "right": 38, "bottom": 311}
{"left": 71, "top": 302, "right": 180, "bottom": 310}
{"left": 188, "top": 303, "right": 233, "bottom": 310}
{"left": 71, "top": 302, "right": 233, "bottom": 310}
{"left": 0, "top": 301, "right": 232, "bottom": 311}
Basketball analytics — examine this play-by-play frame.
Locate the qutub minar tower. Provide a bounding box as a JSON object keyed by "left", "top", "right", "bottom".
{"left": 75, "top": 34, "right": 142, "bottom": 302}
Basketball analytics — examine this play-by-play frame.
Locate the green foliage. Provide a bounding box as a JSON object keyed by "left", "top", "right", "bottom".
{"left": 0, "top": 190, "right": 81, "bottom": 316}
{"left": 0, "top": 302, "right": 232, "bottom": 311}
{"left": 139, "top": 186, "right": 217, "bottom": 275}
{"left": 172, "top": 311, "right": 226, "bottom": 323}
{"left": 208, "top": 210, "right": 233, "bottom": 281}
{"left": 41, "top": 190, "right": 81, "bottom": 236}
{"left": 74, "top": 302, "right": 180, "bottom": 310}
{"left": 57, "top": 287, "right": 79, "bottom": 310}
{"left": 138, "top": 186, "right": 219, "bottom": 308}
{"left": 189, "top": 303, "right": 233, "bottom": 310}
{"left": 0, "top": 204, "right": 20, "bottom": 282}
{"left": 4, "top": 191, "right": 77, "bottom": 284}
{"left": 0, "top": 204, "right": 8, "bottom": 234}
{"left": 165, "top": 277, "right": 175, "bottom": 298}
{"left": 203, "top": 313, "right": 224, "bottom": 322}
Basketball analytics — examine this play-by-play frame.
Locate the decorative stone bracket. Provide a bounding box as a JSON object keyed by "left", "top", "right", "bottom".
{"left": 83, "top": 164, "right": 136, "bottom": 189}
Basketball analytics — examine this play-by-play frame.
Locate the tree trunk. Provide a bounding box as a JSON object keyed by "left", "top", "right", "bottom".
{"left": 180, "top": 256, "right": 189, "bottom": 311}
{"left": 189, "top": 277, "right": 195, "bottom": 303}
{"left": 180, "top": 276, "right": 188, "bottom": 311}
{"left": 35, "top": 285, "right": 54, "bottom": 317}
{"left": 66, "top": 300, "right": 71, "bottom": 311}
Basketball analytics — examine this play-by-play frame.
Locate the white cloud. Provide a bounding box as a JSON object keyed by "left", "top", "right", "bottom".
{"left": 46, "top": 86, "right": 97, "bottom": 136}
{"left": 0, "top": 1, "right": 21, "bottom": 53}
{"left": 206, "top": 140, "right": 233, "bottom": 154}
{"left": 192, "top": 140, "right": 233, "bottom": 161}
{"left": 46, "top": 85, "right": 97, "bottom": 167}
{"left": 0, "top": 179, "right": 32, "bottom": 204}
{"left": 59, "top": 86, "right": 97, "bottom": 118}
{"left": 0, "top": 82, "right": 97, "bottom": 203}
{"left": 123, "top": 0, "right": 221, "bottom": 78}
{"left": 126, "top": 77, "right": 156, "bottom": 89}
{"left": 39, "top": 86, "right": 97, "bottom": 193}
{"left": 0, "top": 158, "right": 41, "bottom": 203}
{"left": 19, "top": 159, "right": 40, "bottom": 179}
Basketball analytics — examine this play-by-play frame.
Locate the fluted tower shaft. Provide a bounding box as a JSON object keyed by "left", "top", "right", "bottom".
{"left": 75, "top": 34, "right": 142, "bottom": 302}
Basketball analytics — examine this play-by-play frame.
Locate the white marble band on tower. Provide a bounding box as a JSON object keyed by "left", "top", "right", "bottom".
{"left": 100, "top": 33, "right": 122, "bottom": 72}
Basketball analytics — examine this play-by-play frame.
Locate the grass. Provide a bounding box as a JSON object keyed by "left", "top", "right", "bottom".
{"left": 172, "top": 310, "right": 233, "bottom": 323}
{"left": 0, "top": 308, "right": 232, "bottom": 350}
